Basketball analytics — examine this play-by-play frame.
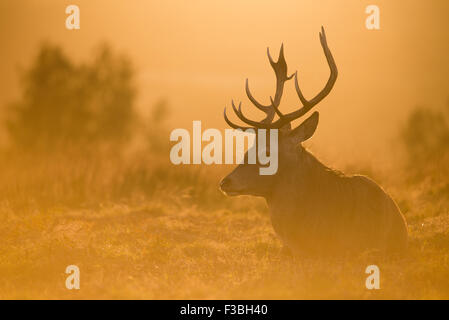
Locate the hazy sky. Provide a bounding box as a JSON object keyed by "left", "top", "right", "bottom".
{"left": 0, "top": 0, "right": 448, "bottom": 166}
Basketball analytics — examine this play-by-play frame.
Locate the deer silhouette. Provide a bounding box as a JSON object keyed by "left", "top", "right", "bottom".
{"left": 220, "top": 27, "right": 408, "bottom": 256}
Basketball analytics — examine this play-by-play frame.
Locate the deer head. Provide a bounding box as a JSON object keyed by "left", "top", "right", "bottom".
{"left": 220, "top": 27, "right": 338, "bottom": 197}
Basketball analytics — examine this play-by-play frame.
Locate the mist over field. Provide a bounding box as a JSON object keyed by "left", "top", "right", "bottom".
{"left": 0, "top": 0, "right": 449, "bottom": 299}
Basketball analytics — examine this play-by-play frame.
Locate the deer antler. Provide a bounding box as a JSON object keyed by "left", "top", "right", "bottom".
{"left": 224, "top": 44, "right": 294, "bottom": 130}
{"left": 224, "top": 26, "right": 338, "bottom": 130}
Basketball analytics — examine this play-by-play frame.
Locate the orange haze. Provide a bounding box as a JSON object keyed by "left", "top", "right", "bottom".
{"left": 0, "top": 0, "right": 448, "bottom": 166}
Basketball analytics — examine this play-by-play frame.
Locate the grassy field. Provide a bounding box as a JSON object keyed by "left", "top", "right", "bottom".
{"left": 0, "top": 148, "right": 449, "bottom": 300}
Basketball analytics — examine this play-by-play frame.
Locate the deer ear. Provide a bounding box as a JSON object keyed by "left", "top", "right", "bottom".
{"left": 288, "top": 111, "right": 319, "bottom": 143}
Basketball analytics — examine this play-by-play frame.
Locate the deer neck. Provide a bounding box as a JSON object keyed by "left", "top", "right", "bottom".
{"left": 266, "top": 147, "right": 338, "bottom": 209}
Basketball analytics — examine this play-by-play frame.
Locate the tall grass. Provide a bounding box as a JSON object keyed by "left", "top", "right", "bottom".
{"left": 2, "top": 43, "right": 449, "bottom": 299}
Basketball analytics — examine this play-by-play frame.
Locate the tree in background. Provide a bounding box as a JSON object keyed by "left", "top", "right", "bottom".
{"left": 400, "top": 102, "right": 449, "bottom": 191}
{"left": 5, "top": 43, "right": 136, "bottom": 151}
{"left": 145, "top": 99, "right": 170, "bottom": 153}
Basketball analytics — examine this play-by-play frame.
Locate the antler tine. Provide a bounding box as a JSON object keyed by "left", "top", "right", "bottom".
{"left": 230, "top": 100, "right": 271, "bottom": 127}
{"left": 270, "top": 26, "right": 338, "bottom": 129}
{"left": 226, "top": 44, "right": 294, "bottom": 129}
{"left": 270, "top": 96, "right": 285, "bottom": 118}
{"left": 223, "top": 107, "right": 252, "bottom": 130}
{"left": 245, "top": 79, "right": 271, "bottom": 112}
{"left": 268, "top": 44, "right": 295, "bottom": 101}
{"left": 245, "top": 80, "right": 275, "bottom": 124}
{"left": 293, "top": 71, "right": 308, "bottom": 106}
{"left": 244, "top": 45, "right": 289, "bottom": 120}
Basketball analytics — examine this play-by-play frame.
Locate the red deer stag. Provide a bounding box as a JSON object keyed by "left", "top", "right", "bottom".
{"left": 220, "top": 27, "right": 408, "bottom": 256}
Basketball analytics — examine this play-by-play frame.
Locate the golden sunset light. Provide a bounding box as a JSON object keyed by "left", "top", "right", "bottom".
{"left": 0, "top": 0, "right": 448, "bottom": 303}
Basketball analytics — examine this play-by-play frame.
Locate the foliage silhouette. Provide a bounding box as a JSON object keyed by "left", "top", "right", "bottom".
{"left": 401, "top": 103, "right": 449, "bottom": 180}
{"left": 401, "top": 104, "right": 449, "bottom": 165}
{"left": 145, "top": 99, "right": 170, "bottom": 153}
{"left": 5, "top": 43, "right": 136, "bottom": 151}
